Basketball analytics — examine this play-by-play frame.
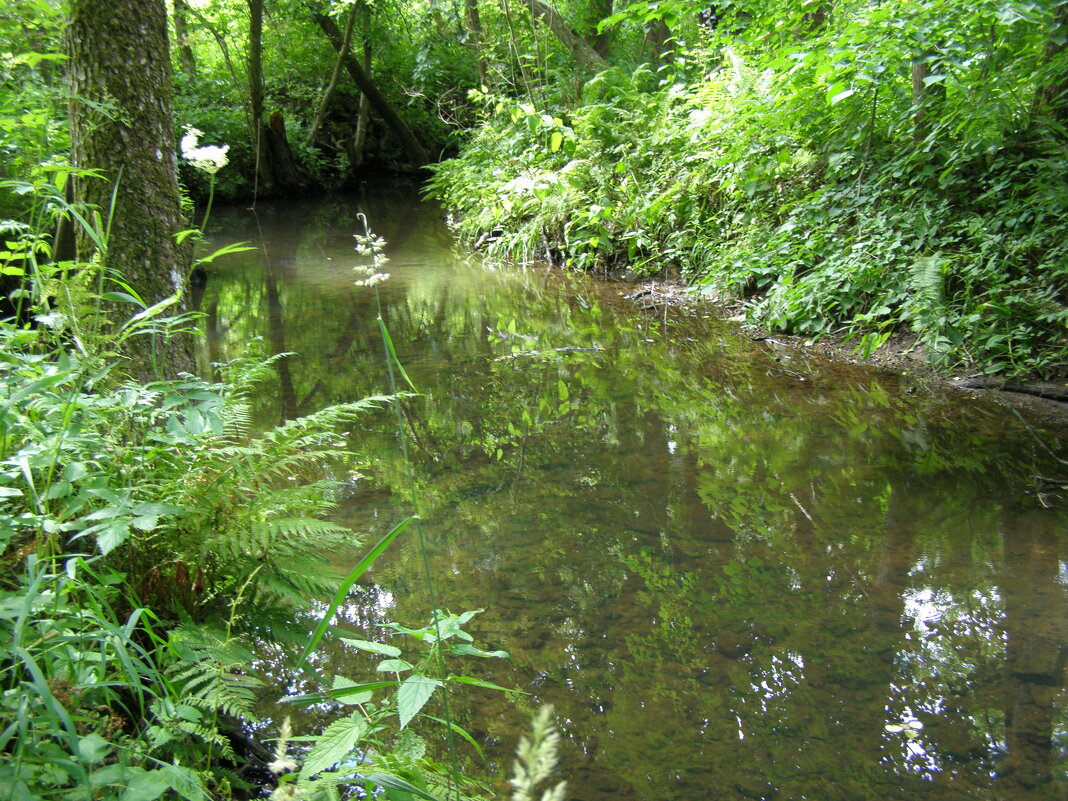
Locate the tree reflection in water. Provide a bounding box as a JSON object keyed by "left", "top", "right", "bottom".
{"left": 201, "top": 188, "right": 1068, "bottom": 801}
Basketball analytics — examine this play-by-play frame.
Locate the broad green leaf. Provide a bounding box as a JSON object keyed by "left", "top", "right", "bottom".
{"left": 376, "top": 658, "right": 414, "bottom": 673}
{"left": 332, "top": 675, "right": 374, "bottom": 706}
{"left": 397, "top": 675, "right": 441, "bottom": 729}
{"left": 550, "top": 131, "right": 563, "bottom": 152}
{"left": 829, "top": 88, "right": 855, "bottom": 105}
{"left": 44, "top": 481, "right": 72, "bottom": 500}
{"left": 91, "top": 764, "right": 131, "bottom": 787}
{"left": 77, "top": 733, "right": 112, "bottom": 764}
{"left": 450, "top": 643, "right": 509, "bottom": 659}
{"left": 155, "top": 764, "right": 206, "bottom": 801}
{"left": 341, "top": 639, "right": 402, "bottom": 657}
{"left": 120, "top": 768, "right": 171, "bottom": 801}
{"left": 302, "top": 714, "right": 368, "bottom": 778}
{"left": 96, "top": 521, "right": 130, "bottom": 555}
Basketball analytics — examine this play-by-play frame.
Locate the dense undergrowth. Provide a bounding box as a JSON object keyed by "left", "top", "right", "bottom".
{"left": 428, "top": 2, "right": 1068, "bottom": 379}
{"left": 0, "top": 184, "right": 524, "bottom": 800}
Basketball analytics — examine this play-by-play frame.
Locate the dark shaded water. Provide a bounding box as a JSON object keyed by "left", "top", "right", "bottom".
{"left": 204, "top": 187, "right": 1068, "bottom": 801}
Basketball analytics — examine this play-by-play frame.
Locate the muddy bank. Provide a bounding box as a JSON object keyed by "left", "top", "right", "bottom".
{"left": 612, "top": 277, "right": 1068, "bottom": 429}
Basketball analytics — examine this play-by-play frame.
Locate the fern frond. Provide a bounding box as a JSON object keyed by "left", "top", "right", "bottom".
{"left": 173, "top": 719, "right": 239, "bottom": 761}
{"left": 166, "top": 625, "right": 263, "bottom": 722}
{"left": 909, "top": 255, "right": 945, "bottom": 310}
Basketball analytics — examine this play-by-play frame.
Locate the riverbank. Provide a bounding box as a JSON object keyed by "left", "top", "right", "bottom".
{"left": 427, "top": 39, "right": 1068, "bottom": 386}
{"left": 608, "top": 273, "right": 1068, "bottom": 429}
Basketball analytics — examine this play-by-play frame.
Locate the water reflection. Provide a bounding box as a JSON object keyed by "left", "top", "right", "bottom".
{"left": 203, "top": 187, "right": 1068, "bottom": 801}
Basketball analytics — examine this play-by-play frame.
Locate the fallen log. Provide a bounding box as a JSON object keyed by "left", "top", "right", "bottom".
{"left": 951, "top": 377, "right": 1068, "bottom": 402}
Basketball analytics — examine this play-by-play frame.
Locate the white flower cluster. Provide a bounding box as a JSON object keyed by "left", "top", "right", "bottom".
{"left": 353, "top": 231, "right": 390, "bottom": 287}
{"left": 180, "top": 125, "right": 230, "bottom": 176}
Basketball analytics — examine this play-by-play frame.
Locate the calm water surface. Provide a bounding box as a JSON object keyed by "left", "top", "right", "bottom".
{"left": 203, "top": 187, "right": 1068, "bottom": 801}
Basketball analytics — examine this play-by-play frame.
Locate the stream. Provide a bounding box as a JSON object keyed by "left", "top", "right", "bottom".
{"left": 202, "top": 185, "right": 1068, "bottom": 801}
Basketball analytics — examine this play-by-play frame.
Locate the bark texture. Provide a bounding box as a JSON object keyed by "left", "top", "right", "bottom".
{"left": 67, "top": 0, "right": 195, "bottom": 376}
{"left": 910, "top": 50, "right": 946, "bottom": 142}
{"left": 464, "top": 0, "right": 487, "bottom": 86}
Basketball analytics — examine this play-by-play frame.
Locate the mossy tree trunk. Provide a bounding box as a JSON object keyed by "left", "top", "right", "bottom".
{"left": 67, "top": 0, "right": 196, "bottom": 377}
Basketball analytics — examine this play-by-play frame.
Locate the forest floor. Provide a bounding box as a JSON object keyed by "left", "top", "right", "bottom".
{"left": 613, "top": 275, "right": 1068, "bottom": 430}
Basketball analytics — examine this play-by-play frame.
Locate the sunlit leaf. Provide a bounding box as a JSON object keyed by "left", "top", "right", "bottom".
{"left": 397, "top": 674, "right": 441, "bottom": 729}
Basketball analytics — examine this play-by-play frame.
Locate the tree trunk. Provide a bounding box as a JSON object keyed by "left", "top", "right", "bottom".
{"left": 248, "top": 0, "right": 274, "bottom": 195}
{"left": 644, "top": 17, "right": 673, "bottom": 65}
{"left": 911, "top": 50, "right": 946, "bottom": 142}
{"left": 248, "top": 0, "right": 310, "bottom": 196}
{"left": 313, "top": 11, "right": 428, "bottom": 167}
{"left": 307, "top": 2, "right": 358, "bottom": 148}
{"left": 587, "top": 0, "right": 613, "bottom": 57}
{"left": 172, "top": 0, "right": 198, "bottom": 81}
{"left": 351, "top": 3, "right": 372, "bottom": 167}
{"left": 266, "top": 112, "right": 311, "bottom": 191}
{"left": 516, "top": 0, "right": 607, "bottom": 73}
{"left": 67, "top": 0, "right": 195, "bottom": 378}
{"left": 465, "top": 0, "right": 488, "bottom": 86}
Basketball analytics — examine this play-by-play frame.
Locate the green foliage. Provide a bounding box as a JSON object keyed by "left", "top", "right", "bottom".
{"left": 430, "top": 0, "right": 1068, "bottom": 378}
{"left": 0, "top": 555, "right": 208, "bottom": 800}
{"left": 0, "top": 3, "right": 68, "bottom": 215}
{"left": 277, "top": 609, "right": 510, "bottom": 801}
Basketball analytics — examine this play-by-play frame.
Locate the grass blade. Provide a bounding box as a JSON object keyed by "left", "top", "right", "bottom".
{"left": 297, "top": 516, "right": 413, "bottom": 668}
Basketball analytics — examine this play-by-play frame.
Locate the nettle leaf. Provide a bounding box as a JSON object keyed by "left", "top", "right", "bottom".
{"left": 332, "top": 675, "right": 374, "bottom": 706}
{"left": 78, "top": 733, "right": 112, "bottom": 764}
{"left": 95, "top": 521, "right": 130, "bottom": 555}
{"left": 376, "top": 658, "right": 414, "bottom": 673}
{"left": 397, "top": 675, "right": 441, "bottom": 729}
{"left": 119, "top": 767, "right": 171, "bottom": 801}
{"left": 341, "top": 638, "right": 402, "bottom": 657}
{"left": 450, "top": 643, "right": 509, "bottom": 659}
{"left": 302, "top": 714, "right": 368, "bottom": 778}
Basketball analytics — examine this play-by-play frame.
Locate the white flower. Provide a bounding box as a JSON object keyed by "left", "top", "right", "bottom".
{"left": 186, "top": 144, "right": 230, "bottom": 175}
{"left": 180, "top": 126, "right": 203, "bottom": 156}
{"left": 180, "top": 125, "right": 229, "bottom": 175}
{"left": 354, "top": 272, "right": 390, "bottom": 287}
{"left": 268, "top": 755, "right": 299, "bottom": 775}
